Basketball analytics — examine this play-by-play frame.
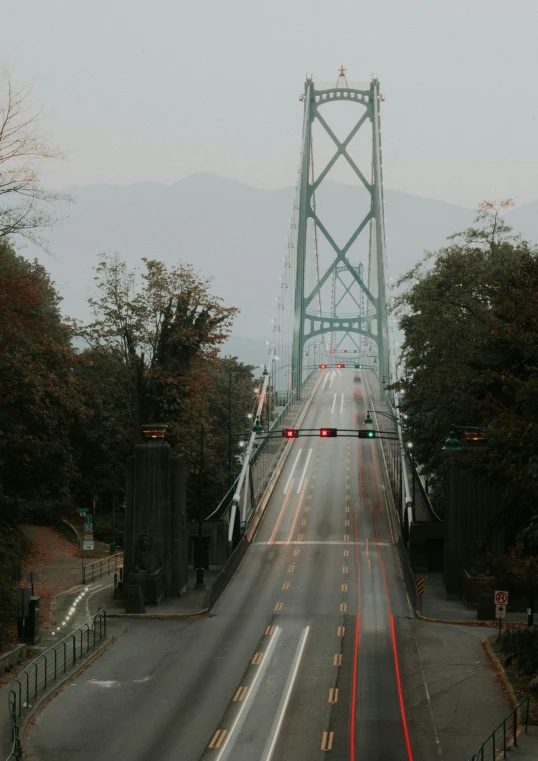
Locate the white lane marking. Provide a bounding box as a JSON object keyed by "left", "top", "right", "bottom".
{"left": 340, "top": 393, "right": 344, "bottom": 414}
{"left": 337, "top": 369, "right": 342, "bottom": 377}
{"left": 283, "top": 450, "right": 302, "bottom": 494}
{"left": 297, "top": 448, "right": 313, "bottom": 493}
{"left": 215, "top": 628, "right": 282, "bottom": 761}
{"left": 322, "top": 372, "right": 329, "bottom": 390}
{"left": 253, "top": 540, "right": 391, "bottom": 546}
{"left": 260, "top": 627, "right": 310, "bottom": 761}
{"left": 330, "top": 393, "right": 336, "bottom": 414}
{"left": 88, "top": 680, "right": 120, "bottom": 688}
{"left": 329, "top": 372, "right": 335, "bottom": 389}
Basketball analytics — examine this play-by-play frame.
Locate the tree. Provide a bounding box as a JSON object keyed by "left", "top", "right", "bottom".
{"left": 0, "top": 68, "right": 67, "bottom": 245}
{"left": 393, "top": 202, "right": 537, "bottom": 520}
{"left": 0, "top": 240, "right": 86, "bottom": 518}
{"left": 79, "top": 255, "right": 240, "bottom": 516}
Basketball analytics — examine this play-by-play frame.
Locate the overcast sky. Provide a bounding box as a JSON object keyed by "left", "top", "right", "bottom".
{"left": 2, "top": 0, "right": 537, "bottom": 208}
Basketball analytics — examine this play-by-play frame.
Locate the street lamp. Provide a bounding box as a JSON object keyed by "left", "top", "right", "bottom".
{"left": 363, "top": 409, "right": 399, "bottom": 426}
{"left": 110, "top": 488, "right": 125, "bottom": 554}
{"left": 407, "top": 442, "right": 415, "bottom": 518}
{"left": 442, "top": 425, "right": 487, "bottom": 451}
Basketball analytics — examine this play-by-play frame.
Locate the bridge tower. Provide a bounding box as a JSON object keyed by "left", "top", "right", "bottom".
{"left": 291, "top": 68, "right": 390, "bottom": 393}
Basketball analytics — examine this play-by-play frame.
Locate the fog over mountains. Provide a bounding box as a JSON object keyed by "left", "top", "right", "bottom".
{"left": 23, "top": 173, "right": 538, "bottom": 366}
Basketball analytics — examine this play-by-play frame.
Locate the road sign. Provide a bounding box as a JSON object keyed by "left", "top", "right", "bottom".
{"left": 76, "top": 507, "right": 88, "bottom": 514}
{"left": 82, "top": 539, "right": 94, "bottom": 550}
{"left": 84, "top": 523, "right": 93, "bottom": 533}
{"left": 416, "top": 577, "right": 424, "bottom": 596}
{"left": 495, "top": 590, "right": 509, "bottom": 605}
{"left": 496, "top": 604, "right": 506, "bottom": 620}
{"left": 85, "top": 514, "right": 93, "bottom": 524}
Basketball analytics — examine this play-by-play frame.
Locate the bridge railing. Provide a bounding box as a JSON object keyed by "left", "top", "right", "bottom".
{"left": 5, "top": 609, "right": 107, "bottom": 761}
{"left": 82, "top": 552, "right": 123, "bottom": 584}
{"left": 470, "top": 695, "right": 534, "bottom": 760}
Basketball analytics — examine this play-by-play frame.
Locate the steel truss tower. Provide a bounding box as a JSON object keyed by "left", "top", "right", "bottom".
{"left": 292, "top": 71, "right": 390, "bottom": 393}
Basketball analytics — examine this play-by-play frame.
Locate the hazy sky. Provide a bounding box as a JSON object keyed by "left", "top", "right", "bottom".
{"left": 2, "top": 0, "right": 537, "bottom": 208}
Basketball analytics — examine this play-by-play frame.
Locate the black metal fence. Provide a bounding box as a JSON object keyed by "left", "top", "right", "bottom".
{"left": 6, "top": 609, "right": 107, "bottom": 761}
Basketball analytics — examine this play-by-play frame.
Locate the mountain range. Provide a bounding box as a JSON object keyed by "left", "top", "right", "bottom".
{"left": 22, "top": 173, "right": 538, "bottom": 366}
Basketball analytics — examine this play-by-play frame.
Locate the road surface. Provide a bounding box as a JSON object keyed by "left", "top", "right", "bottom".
{"left": 29, "top": 370, "right": 425, "bottom": 761}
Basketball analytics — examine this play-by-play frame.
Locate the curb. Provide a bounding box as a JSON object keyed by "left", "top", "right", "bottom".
{"left": 415, "top": 611, "right": 530, "bottom": 628}
{"left": 482, "top": 638, "right": 518, "bottom": 708}
{"left": 21, "top": 635, "right": 114, "bottom": 743}
{"left": 107, "top": 610, "right": 209, "bottom": 620}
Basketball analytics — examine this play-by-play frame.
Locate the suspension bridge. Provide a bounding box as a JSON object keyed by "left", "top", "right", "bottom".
{"left": 25, "top": 69, "right": 442, "bottom": 761}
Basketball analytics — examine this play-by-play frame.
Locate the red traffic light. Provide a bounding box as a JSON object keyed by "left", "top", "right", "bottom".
{"left": 319, "top": 363, "right": 327, "bottom": 369}
{"left": 336, "top": 363, "right": 346, "bottom": 368}
{"left": 341, "top": 349, "right": 347, "bottom": 353}
{"left": 283, "top": 429, "right": 299, "bottom": 438}
{"left": 320, "top": 427, "right": 337, "bottom": 437}
{"left": 330, "top": 349, "right": 335, "bottom": 354}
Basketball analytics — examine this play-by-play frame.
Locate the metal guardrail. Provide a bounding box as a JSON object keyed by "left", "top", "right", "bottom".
{"left": 470, "top": 695, "right": 533, "bottom": 760}
{"left": 5, "top": 608, "right": 107, "bottom": 761}
{"left": 82, "top": 552, "right": 123, "bottom": 583}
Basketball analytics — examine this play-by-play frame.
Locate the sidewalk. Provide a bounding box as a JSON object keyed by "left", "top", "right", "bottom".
{"left": 86, "top": 568, "right": 218, "bottom": 618}
{"left": 417, "top": 571, "right": 528, "bottom": 625}
{"left": 411, "top": 571, "right": 538, "bottom": 761}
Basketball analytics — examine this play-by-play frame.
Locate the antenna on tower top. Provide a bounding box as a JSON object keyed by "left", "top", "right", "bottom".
{"left": 336, "top": 65, "right": 348, "bottom": 88}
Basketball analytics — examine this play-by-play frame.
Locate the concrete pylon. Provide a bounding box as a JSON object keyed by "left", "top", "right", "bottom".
{"left": 124, "top": 426, "right": 189, "bottom": 601}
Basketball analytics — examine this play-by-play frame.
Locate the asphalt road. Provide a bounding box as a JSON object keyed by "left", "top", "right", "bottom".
{"left": 28, "top": 370, "right": 421, "bottom": 761}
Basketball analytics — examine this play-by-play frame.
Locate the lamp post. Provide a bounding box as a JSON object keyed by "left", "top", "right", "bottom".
{"left": 110, "top": 488, "right": 125, "bottom": 554}
{"left": 91, "top": 491, "right": 99, "bottom": 527}
{"left": 407, "top": 442, "right": 415, "bottom": 519}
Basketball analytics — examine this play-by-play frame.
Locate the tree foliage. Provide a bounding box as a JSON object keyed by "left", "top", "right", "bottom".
{"left": 394, "top": 201, "right": 538, "bottom": 529}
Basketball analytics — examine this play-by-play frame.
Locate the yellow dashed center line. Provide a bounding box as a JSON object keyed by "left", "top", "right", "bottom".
{"left": 282, "top": 581, "right": 290, "bottom": 590}
{"left": 288, "top": 564, "right": 295, "bottom": 572}
{"left": 333, "top": 653, "right": 342, "bottom": 666}
{"left": 337, "top": 626, "right": 345, "bottom": 637}
{"left": 209, "top": 729, "right": 228, "bottom": 748}
{"left": 301, "top": 518, "right": 307, "bottom": 526}
{"left": 275, "top": 601, "right": 284, "bottom": 612}
{"left": 321, "top": 731, "right": 334, "bottom": 750}
{"left": 342, "top": 565, "right": 349, "bottom": 574}
{"left": 345, "top": 519, "right": 350, "bottom": 527}
{"left": 341, "top": 583, "right": 347, "bottom": 591}
{"left": 252, "top": 652, "right": 263, "bottom": 665}
{"left": 293, "top": 549, "right": 300, "bottom": 556}
{"left": 343, "top": 550, "right": 349, "bottom": 557}
{"left": 328, "top": 688, "right": 339, "bottom": 703}
{"left": 265, "top": 625, "right": 276, "bottom": 635}
{"left": 340, "top": 602, "right": 347, "bottom": 612}
{"left": 297, "top": 533, "right": 303, "bottom": 541}
{"left": 233, "top": 686, "right": 248, "bottom": 702}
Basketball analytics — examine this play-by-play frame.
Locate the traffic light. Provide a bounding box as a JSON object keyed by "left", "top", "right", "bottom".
{"left": 283, "top": 429, "right": 299, "bottom": 438}
{"left": 354, "top": 364, "right": 363, "bottom": 369}
{"left": 341, "top": 349, "right": 347, "bottom": 353}
{"left": 358, "top": 430, "right": 376, "bottom": 439}
{"left": 320, "top": 428, "right": 337, "bottom": 437}
{"left": 330, "top": 349, "right": 335, "bottom": 354}
{"left": 319, "top": 363, "right": 327, "bottom": 369}
{"left": 336, "top": 363, "right": 346, "bottom": 368}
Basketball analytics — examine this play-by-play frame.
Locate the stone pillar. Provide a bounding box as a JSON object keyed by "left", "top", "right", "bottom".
{"left": 124, "top": 428, "right": 188, "bottom": 601}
